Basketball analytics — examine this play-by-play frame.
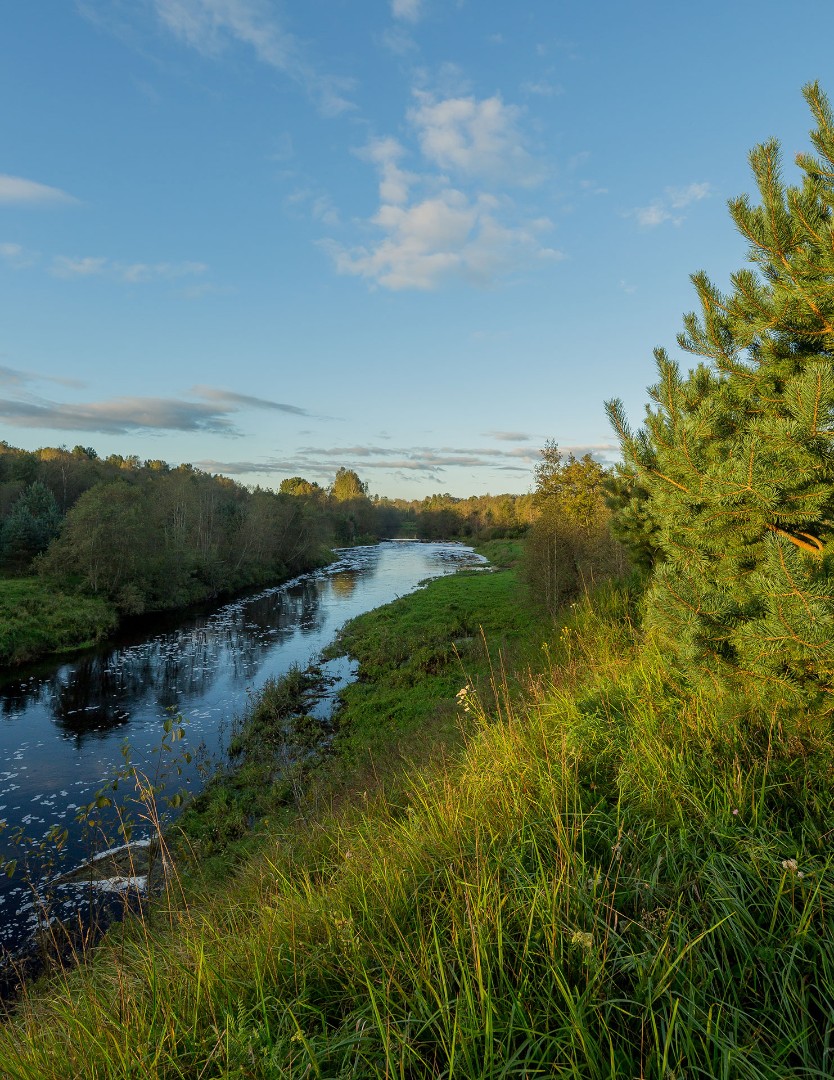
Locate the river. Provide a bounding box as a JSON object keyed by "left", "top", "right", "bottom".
{"left": 0, "top": 541, "right": 485, "bottom": 962}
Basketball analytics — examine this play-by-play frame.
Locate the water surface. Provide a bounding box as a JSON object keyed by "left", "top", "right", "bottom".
{"left": 0, "top": 541, "right": 484, "bottom": 954}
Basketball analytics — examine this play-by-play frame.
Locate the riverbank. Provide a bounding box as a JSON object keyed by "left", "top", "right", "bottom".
{"left": 2, "top": 546, "right": 832, "bottom": 1077}
{"left": 0, "top": 547, "right": 334, "bottom": 668}
{"left": 175, "top": 539, "right": 546, "bottom": 875}
{"left": 0, "top": 578, "right": 118, "bottom": 666}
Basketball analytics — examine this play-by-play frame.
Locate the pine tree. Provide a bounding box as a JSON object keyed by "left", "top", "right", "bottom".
{"left": 1, "top": 480, "right": 62, "bottom": 569}
{"left": 606, "top": 83, "right": 834, "bottom": 703}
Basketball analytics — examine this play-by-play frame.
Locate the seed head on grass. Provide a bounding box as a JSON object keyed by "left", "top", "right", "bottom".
{"left": 570, "top": 930, "right": 594, "bottom": 950}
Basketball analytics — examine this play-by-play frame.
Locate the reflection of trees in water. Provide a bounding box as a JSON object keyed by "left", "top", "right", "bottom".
{"left": 330, "top": 570, "right": 358, "bottom": 599}
{"left": 0, "top": 559, "right": 395, "bottom": 735}
{"left": 0, "top": 581, "right": 326, "bottom": 747}
{"left": 0, "top": 680, "right": 42, "bottom": 720}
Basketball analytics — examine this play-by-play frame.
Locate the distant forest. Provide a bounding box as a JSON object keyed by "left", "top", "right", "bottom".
{"left": 0, "top": 441, "right": 542, "bottom": 619}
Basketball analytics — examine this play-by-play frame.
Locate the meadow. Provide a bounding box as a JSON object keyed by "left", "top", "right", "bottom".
{"left": 0, "top": 541, "right": 829, "bottom": 1078}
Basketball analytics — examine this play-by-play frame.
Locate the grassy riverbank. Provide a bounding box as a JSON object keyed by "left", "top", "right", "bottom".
{"left": 0, "top": 579, "right": 118, "bottom": 666}
{"left": 1, "top": 554, "right": 832, "bottom": 1077}
{"left": 0, "top": 546, "right": 334, "bottom": 669}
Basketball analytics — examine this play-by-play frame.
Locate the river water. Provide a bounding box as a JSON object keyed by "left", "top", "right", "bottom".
{"left": 0, "top": 541, "right": 484, "bottom": 959}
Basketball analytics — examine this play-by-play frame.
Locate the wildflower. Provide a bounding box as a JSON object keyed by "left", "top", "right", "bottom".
{"left": 456, "top": 685, "right": 474, "bottom": 713}
{"left": 570, "top": 930, "right": 594, "bottom": 950}
{"left": 732, "top": 808, "right": 739, "bottom": 816}
{"left": 797, "top": 871, "right": 805, "bottom": 880}
{"left": 781, "top": 858, "right": 798, "bottom": 873}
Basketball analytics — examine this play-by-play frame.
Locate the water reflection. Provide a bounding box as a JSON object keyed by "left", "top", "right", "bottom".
{"left": 331, "top": 571, "right": 358, "bottom": 599}
{"left": 2, "top": 579, "right": 334, "bottom": 748}
{"left": 0, "top": 542, "right": 485, "bottom": 956}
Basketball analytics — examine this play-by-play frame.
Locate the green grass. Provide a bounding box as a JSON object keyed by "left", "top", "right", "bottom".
{"left": 323, "top": 566, "right": 551, "bottom": 777}
{"left": 0, "top": 577, "right": 117, "bottom": 666}
{"left": 474, "top": 537, "right": 525, "bottom": 569}
{"left": 1, "top": 569, "right": 833, "bottom": 1077}
{"left": 176, "top": 567, "right": 551, "bottom": 872}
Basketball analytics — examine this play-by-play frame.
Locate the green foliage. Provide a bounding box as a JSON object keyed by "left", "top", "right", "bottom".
{"left": 526, "top": 442, "right": 626, "bottom": 615}
{"left": 1, "top": 481, "right": 61, "bottom": 570}
{"left": 606, "top": 83, "right": 834, "bottom": 706}
{"left": 330, "top": 467, "right": 368, "bottom": 502}
{"left": 326, "top": 565, "right": 551, "bottom": 773}
{"left": 2, "top": 579, "right": 832, "bottom": 1077}
{"left": 397, "top": 491, "right": 535, "bottom": 541}
{"left": 38, "top": 473, "right": 327, "bottom": 615}
{"left": 0, "top": 577, "right": 116, "bottom": 665}
{"left": 279, "top": 475, "right": 322, "bottom": 496}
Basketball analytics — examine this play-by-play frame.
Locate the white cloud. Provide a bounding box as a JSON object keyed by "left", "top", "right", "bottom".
{"left": 391, "top": 0, "right": 423, "bottom": 23}
{"left": 326, "top": 188, "right": 560, "bottom": 291}
{"left": 360, "top": 137, "right": 414, "bottom": 205}
{"left": 324, "top": 90, "right": 558, "bottom": 291}
{"left": 50, "top": 255, "right": 208, "bottom": 282}
{"left": 408, "top": 92, "right": 539, "bottom": 184}
{"left": 0, "top": 242, "right": 38, "bottom": 269}
{"left": 0, "top": 175, "right": 76, "bottom": 205}
{"left": 668, "top": 182, "right": 711, "bottom": 208}
{"left": 149, "top": 0, "right": 355, "bottom": 116}
{"left": 632, "top": 181, "right": 712, "bottom": 228}
{"left": 636, "top": 204, "right": 672, "bottom": 227}
{"left": 522, "top": 79, "right": 563, "bottom": 98}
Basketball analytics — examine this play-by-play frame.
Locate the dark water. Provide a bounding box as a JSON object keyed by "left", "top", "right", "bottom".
{"left": 0, "top": 542, "right": 485, "bottom": 956}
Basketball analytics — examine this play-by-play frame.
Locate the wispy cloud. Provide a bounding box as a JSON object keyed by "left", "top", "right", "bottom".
{"left": 631, "top": 182, "right": 712, "bottom": 227}
{"left": 283, "top": 186, "right": 340, "bottom": 226}
{"left": 0, "top": 242, "right": 38, "bottom": 269}
{"left": 0, "top": 397, "right": 240, "bottom": 435}
{"left": 380, "top": 25, "right": 417, "bottom": 56}
{"left": 391, "top": 0, "right": 424, "bottom": 23}
{"left": 521, "top": 79, "right": 563, "bottom": 98}
{"left": 483, "top": 431, "right": 532, "bottom": 442}
{"left": 0, "top": 363, "right": 86, "bottom": 390}
{"left": 0, "top": 379, "right": 311, "bottom": 435}
{"left": 0, "top": 175, "right": 77, "bottom": 206}
{"left": 198, "top": 439, "right": 619, "bottom": 485}
{"left": 147, "top": 0, "right": 355, "bottom": 116}
{"left": 192, "top": 386, "right": 311, "bottom": 415}
{"left": 50, "top": 256, "right": 208, "bottom": 282}
{"left": 0, "top": 364, "right": 30, "bottom": 388}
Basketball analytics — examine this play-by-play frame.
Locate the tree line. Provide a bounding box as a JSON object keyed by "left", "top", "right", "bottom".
{"left": 0, "top": 444, "right": 542, "bottom": 619}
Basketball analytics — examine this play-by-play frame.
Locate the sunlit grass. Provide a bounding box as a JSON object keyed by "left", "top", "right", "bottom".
{"left": 2, "top": 571, "right": 832, "bottom": 1077}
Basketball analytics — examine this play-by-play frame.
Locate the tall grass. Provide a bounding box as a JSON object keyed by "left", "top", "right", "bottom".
{"left": 1, "top": 576, "right": 832, "bottom": 1077}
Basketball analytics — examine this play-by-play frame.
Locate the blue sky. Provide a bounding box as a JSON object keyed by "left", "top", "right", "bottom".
{"left": 1, "top": 1, "right": 831, "bottom": 498}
